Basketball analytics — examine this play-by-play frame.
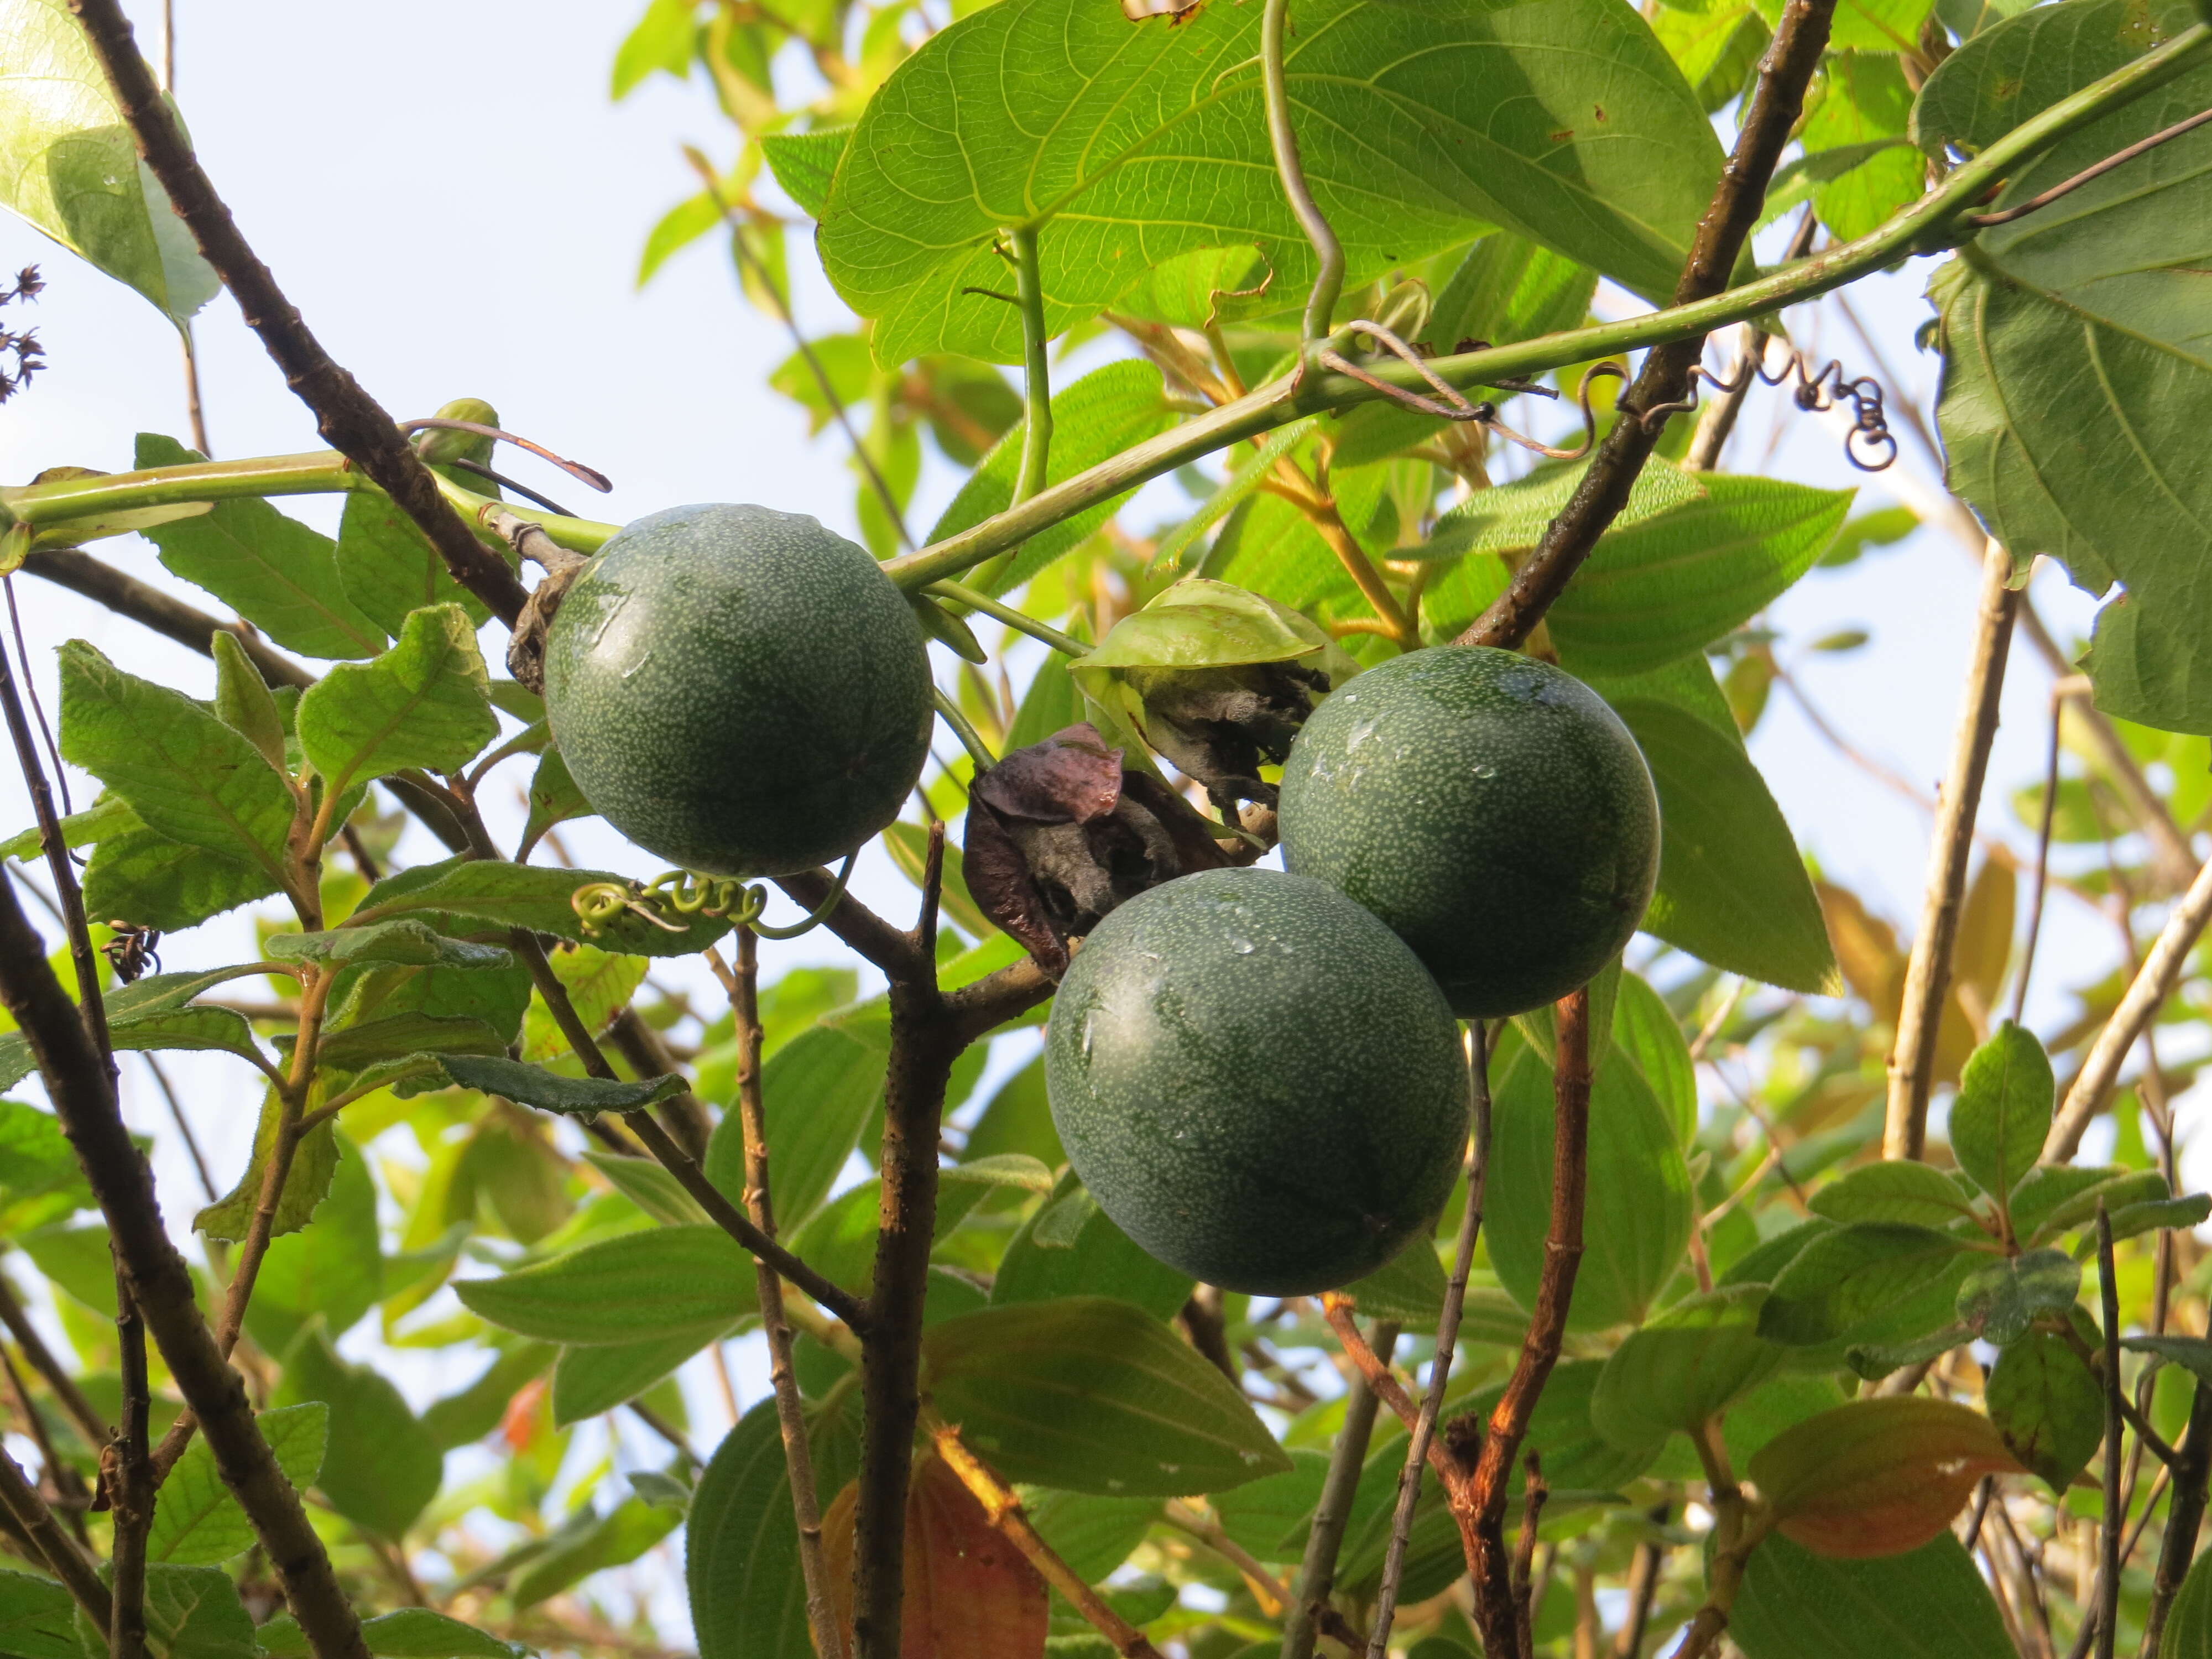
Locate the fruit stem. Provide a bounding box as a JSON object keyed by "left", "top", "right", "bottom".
{"left": 1009, "top": 223, "right": 1053, "bottom": 510}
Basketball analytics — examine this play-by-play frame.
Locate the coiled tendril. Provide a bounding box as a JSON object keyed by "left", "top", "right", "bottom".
{"left": 570, "top": 851, "right": 858, "bottom": 943}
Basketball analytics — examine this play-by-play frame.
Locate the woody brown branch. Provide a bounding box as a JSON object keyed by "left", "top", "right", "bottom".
{"left": 0, "top": 868, "right": 373, "bottom": 1659}
{"left": 1456, "top": 0, "right": 1840, "bottom": 651}
{"left": 65, "top": 0, "right": 528, "bottom": 626}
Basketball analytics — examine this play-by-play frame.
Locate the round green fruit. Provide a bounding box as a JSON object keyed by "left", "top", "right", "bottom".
{"left": 1277, "top": 645, "right": 1659, "bottom": 1019}
{"left": 1043, "top": 867, "right": 1468, "bottom": 1296}
{"left": 542, "top": 504, "right": 933, "bottom": 878}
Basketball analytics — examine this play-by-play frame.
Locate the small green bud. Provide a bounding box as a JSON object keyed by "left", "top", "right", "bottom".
{"left": 414, "top": 397, "right": 500, "bottom": 466}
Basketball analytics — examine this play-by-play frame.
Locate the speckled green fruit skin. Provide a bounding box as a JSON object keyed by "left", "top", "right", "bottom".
{"left": 1043, "top": 867, "right": 1468, "bottom": 1296}
{"left": 542, "top": 504, "right": 932, "bottom": 878}
{"left": 1277, "top": 646, "right": 1659, "bottom": 1019}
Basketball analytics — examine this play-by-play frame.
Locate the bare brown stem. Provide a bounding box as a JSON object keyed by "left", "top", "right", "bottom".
{"left": 2097, "top": 1205, "right": 2121, "bottom": 1659}
{"left": 1882, "top": 535, "right": 2021, "bottom": 1159}
{"left": 1281, "top": 1322, "right": 1400, "bottom": 1659}
{"left": 0, "top": 1446, "right": 112, "bottom": 1639}
{"left": 2141, "top": 1381, "right": 2212, "bottom": 1658}
{"left": 108, "top": 1277, "right": 152, "bottom": 1659}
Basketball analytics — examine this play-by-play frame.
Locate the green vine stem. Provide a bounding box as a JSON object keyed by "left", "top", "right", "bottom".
{"left": 1009, "top": 224, "right": 1053, "bottom": 508}
{"left": 2, "top": 20, "right": 2203, "bottom": 611}
{"left": 1259, "top": 0, "right": 1343, "bottom": 342}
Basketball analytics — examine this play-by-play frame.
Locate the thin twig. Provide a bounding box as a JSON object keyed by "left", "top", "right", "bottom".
{"left": 1613, "top": 1509, "right": 1670, "bottom": 1658}
{"left": 1963, "top": 105, "right": 2212, "bottom": 225}
{"left": 1370, "top": 1022, "right": 1494, "bottom": 1656}
{"left": 1281, "top": 1322, "right": 1400, "bottom": 1659}
{"left": 109, "top": 1277, "right": 153, "bottom": 1659}
{"left": 0, "top": 1446, "right": 112, "bottom": 1637}
{"left": 142, "top": 1054, "right": 218, "bottom": 1203}
{"left": 928, "top": 1415, "right": 1166, "bottom": 1659}
{"left": 716, "top": 929, "right": 844, "bottom": 1659}
{"left": 2015, "top": 678, "right": 2078, "bottom": 1025}
{"left": 2094, "top": 1203, "right": 2122, "bottom": 1659}
{"left": 66, "top": 0, "right": 526, "bottom": 622}
{"left": 1454, "top": 0, "right": 1840, "bottom": 651}
{"left": 2045, "top": 848, "right": 2212, "bottom": 1161}
{"left": 1458, "top": 989, "right": 1592, "bottom": 1654}
{"left": 1883, "top": 534, "right": 2021, "bottom": 1159}
{"left": 2142, "top": 1380, "right": 2212, "bottom": 1657}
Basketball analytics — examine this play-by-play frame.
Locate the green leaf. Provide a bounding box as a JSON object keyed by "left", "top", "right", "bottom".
{"left": 0, "top": 3, "right": 218, "bottom": 325}
{"left": 1599, "top": 669, "right": 1836, "bottom": 992}
{"left": 0, "top": 1099, "right": 85, "bottom": 1207}
{"left": 1731, "top": 1533, "right": 2017, "bottom": 1659}
{"left": 312, "top": 1012, "right": 508, "bottom": 1075}
{"left": 272, "top": 1323, "right": 441, "bottom": 1540}
{"left": 419, "top": 1342, "right": 556, "bottom": 1451}
{"left": 240, "top": 1134, "right": 383, "bottom": 1355}
{"left": 1151, "top": 420, "right": 1319, "bottom": 573}
{"left": 269, "top": 919, "right": 512, "bottom": 970}
{"left": 1590, "top": 1285, "right": 1787, "bottom": 1448}
{"left": 210, "top": 632, "right": 288, "bottom": 770}
{"left": 922, "top": 1297, "right": 1290, "bottom": 1495}
{"left": 427, "top": 1052, "right": 688, "bottom": 1116}
{"left": 512, "top": 1496, "right": 681, "bottom": 1612}
{"left": 133, "top": 435, "right": 386, "bottom": 659}
{"left": 1954, "top": 1247, "right": 2079, "bottom": 1345}
{"left": 257, "top": 1611, "right": 522, "bottom": 1659}
{"left": 2124, "top": 1334, "right": 2212, "bottom": 1389}
{"left": 612, "top": 0, "right": 695, "bottom": 97}
{"left": 15, "top": 1222, "right": 121, "bottom": 1314}
{"left": 1985, "top": 1329, "right": 2102, "bottom": 1492}
{"left": 1758, "top": 1223, "right": 1974, "bottom": 1350}
{"left": 1612, "top": 969, "right": 1695, "bottom": 1144}
{"left": 332, "top": 481, "right": 498, "bottom": 638}
{"left": 1809, "top": 1162, "right": 1981, "bottom": 1230}
{"left": 1415, "top": 458, "right": 1708, "bottom": 565}
{"left": 2033, "top": 1168, "right": 2171, "bottom": 1240}
{"left": 2095, "top": 1193, "right": 2212, "bottom": 1251}
{"left": 456, "top": 1224, "right": 760, "bottom": 1345}
{"left": 521, "top": 940, "right": 649, "bottom": 1063}
{"left": 1653, "top": 1, "right": 1769, "bottom": 113}
{"left": 992, "top": 1171, "right": 1196, "bottom": 1324}
{"left": 350, "top": 854, "right": 734, "bottom": 957}
{"left": 1461, "top": 1358, "right": 1667, "bottom": 1495}
{"left": 705, "top": 1009, "right": 888, "bottom": 1230}
{"left": 195, "top": 1095, "right": 340, "bottom": 1244}
{"left": 1846, "top": 1323, "right": 1973, "bottom": 1384}
{"left": 820, "top": 0, "right": 1722, "bottom": 363}
{"left": 2164, "top": 1549, "right": 2212, "bottom": 1658}
{"left": 520, "top": 745, "right": 592, "bottom": 858}
{"left": 58, "top": 639, "right": 294, "bottom": 888}
{"left": 148, "top": 1402, "right": 327, "bottom": 1564}
{"left": 0, "top": 790, "right": 134, "bottom": 863}
{"left": 688, "top": 1400, "right": 810, "bottom": 1659}
{"left": 583, "top": 1151, "right": 707, "bottom": 1226}
{"left": 1077, "top": 578, "right": 1334, "bottom": 678}
{"left": 1794, "top": 55, "right": 1921, "bottom": 242}
{"left": 0, "top": 1568, "right": 77, "bottom": 1659}
{"left": 1949, "top": 1021, "right": 2052, "bottom": 1206}
{"left": 1211, "top": 1451, "right": 1329, "bottom": 1560}
{"left": 296, "top": 603, "right": 497, "bottom": 795}
{"left": 1922, "top": 1, "right": 2212, "bottom": 732}
{"left": 129, "top": 1564, "right": 260, "bottom": 1659}
{"left": 81, "top": 808, "right": 280, "bottom": 932}
{"left": 1489, "top": 1042, "right": 1691, "bottom": 1331}
{"left": 924, "top": 359, "right": 1176, "bottom": 593}
{"left": 2010, "top": 1164, "right": 2131, "bottom": 1241}
{"left": 105, "top": 1004, "right": 263, "bottom": 1066}
{"left": 1546, "top": 475, "right": 1854, "bottom": 677}
{"left": 552, "top": 1329, "right": 736, "bottom": 1427}
{"left": 761, "top": 128, "right": 849, "bottom": 221}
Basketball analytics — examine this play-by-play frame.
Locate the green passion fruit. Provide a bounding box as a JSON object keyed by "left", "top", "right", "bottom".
{"left": 1277, "top": 645, "right": 1659, "bottom": 1019}
{"left": 541, "top": 504, "right": 932, "bottom": 878}
{"left": 1043, "top": 867, "right": 1468, "bottom": 1296}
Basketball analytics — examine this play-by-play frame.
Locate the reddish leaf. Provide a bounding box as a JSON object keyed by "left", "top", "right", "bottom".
{"left": 821, "top": 1454, "right": 1047, "bottom": 1658}
{"left": 1748, "top": 1397, "right": 2023, "bottom": 1559}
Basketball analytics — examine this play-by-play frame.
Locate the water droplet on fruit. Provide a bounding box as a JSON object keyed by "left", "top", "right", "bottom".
{"left": 1228, "top": 936, "right": 1255, "bottom": 955}
{"left": 1473, "top": 762, "right": 1496, "bottom": 779}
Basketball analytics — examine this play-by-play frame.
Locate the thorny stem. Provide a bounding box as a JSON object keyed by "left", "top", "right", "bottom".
{"left": 0, "top": 869, "right": 373, "bottom": 1659}
{"left": 1457, "top": 0, "right": 1838, "bottom": 652}
{"left": 1459, "top": 989, "right": 1590, "bottom": 1657}
{"left": 1258, "top": 0, "right": 1342, "bottom": 341}
{"left": 1883, "top": 534, "right": 2021, "bottom": 1160}
{"left": 722, "top": 928, "right": 844, "bottom": 1659}
{"left": 1281, "top": 1322, "right": 1400, "bottom": 1659}
{"left": 1009, "top": 225, "right": 1053, "bottom": 508}
{"left": 1369, "top": 1022, "right": 1495, "bottom": 1656}
{"left": 2044, "top": 847, "right": 2212, "bottom": 1162}
{"left": 926, "top": 1413, "right": 1166, "bottom": 1659}
{"left": 109, "top": 1277, "right": 152, "bottom": 1659}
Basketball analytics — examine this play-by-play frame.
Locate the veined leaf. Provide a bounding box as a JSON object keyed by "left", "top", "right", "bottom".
{"left": 81, "top": 808, "right": 280, "bottom": 932}
{"left": 1590, "top": 1285, "right": 1787, "bottom": 1448}
{"left": 1758, "top": 1222, "right": 1975, "bottom": 1350}
{"left": 130, "top": 1565, "right": 259, "bottom": 1659}
{"left": 272, "top": 1324, "right": 441, "bottom": 1540}
{"left": 0, "top": 1568, "right": 77, "bottom": 1659}
{"left": 1749, "top": 1397, "right": 2021, "bottom": 1558}
{"left": 133, "top": 434, "right": 387, "bottom": 659}
{"left": 760, "top": 127, "right": 849, "bottom": 221}
{"left": 1613, "top": 969, "right": 1696, "bottom": 1144}
{"left": 256, "top": 1611, "right": 521, "bottom": 1659}
{"left": 296, "top": 603, "right": 497, "bottom": 795}
{"left": 0, "top": 1, "right": 218, "bottom": 325}
{"left": 992, "top": 1170, "right": 1195, "bottom": 1324}
{"left": 1954, "top": 1248, "right": 2078, "bottom": 1345}
{"left": 1809, "top": 1162, "right": 1981, "bottom": 1230}
{"left": 332, "top": 483, "right": 498, "bottom": 638}
{"left": 704, "top": 1010, "right": 887, "bottom": 1230}
{"left": 1923, "top": 0, "right": 2212, "bottom": 732}
{"left": 923, "top": 1297, "right": 1290, "bottom": 1495}
{"left": 349, "top": 854, "right": 733, "bottom": 957}
{"left": 195, "top": 1096, "right": 340, "bottom": 1244}
{"left": 1984, "top": 1330, "right": 2101, "bottom": 1492}
{"left": 239, "top": 1135, "right": 383, "bottom": 1356}
{"left": 552, "top": 1329, "right": 738, "bottom": 1427}
{"left": 456, "top": 1224, "right": 760, "bottom": 1345}
{"left": 269, "top": 919, "right": 512, "bottom": 971}
{"left": 1414, "top": 460, "right": 1708, "bottom": 566}
{"left": 1948, "top": 1021, "right": 2052, "bottom": 1206}
{"left": 688, "top": 1401, "right": 812, "bottom": 1659}
{"left": 58, "top": 639, "right": 294, "bottom": 886}
{"left": 820, "top": 0, "right": 1723, "bottom": 363}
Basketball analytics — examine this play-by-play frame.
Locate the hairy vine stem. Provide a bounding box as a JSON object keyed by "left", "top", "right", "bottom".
{"left": 1882, "top": 534, "right": 2021, "bottom": 1160}
{"left": 63, "top": 0, "right": 528, "bottom": 623}
{"left": 1009, "top": 225, "right": 1053, "bottom": 507}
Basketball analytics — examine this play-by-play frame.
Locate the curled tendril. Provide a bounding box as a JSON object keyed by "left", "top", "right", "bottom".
{"left": 568, "top": 851, "right": 858, "bottom": 943}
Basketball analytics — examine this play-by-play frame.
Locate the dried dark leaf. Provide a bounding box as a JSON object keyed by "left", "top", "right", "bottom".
{"left": 972, "top": 723, "right": 1123, "bottom": 824}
